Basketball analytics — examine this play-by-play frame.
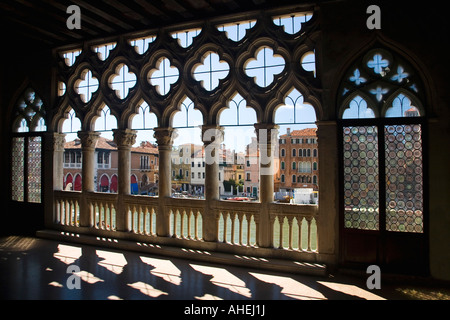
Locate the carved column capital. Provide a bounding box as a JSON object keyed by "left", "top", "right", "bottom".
{"left": 153, "top": 127, "right": 177, "bottom": 148}
{"left": 113, "top": 129, "right": 137, "bottom": 148}
{"left": 77, "top": 131, "right": 100, "bottom": 150}
{"left": 53, "top": 133, "right": 66, "bottom": 152}
{"left": 45, "top": 132, "right": 66, "bottom": 152}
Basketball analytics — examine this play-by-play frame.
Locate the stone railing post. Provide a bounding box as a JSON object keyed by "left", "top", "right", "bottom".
{"left": 202, "top": 125, "right": 224, "bottom": 242}
{"left": 255, "top": 123, "right": 279, "bottom": 248}
{"left": 154, "top": 127, "right": 177, "bottom": 237}
{"left": 113, "top": 129, "right": 137, "bottom": 232}
{"left": 77, "top": 131, "right": 100, "bottom": 227}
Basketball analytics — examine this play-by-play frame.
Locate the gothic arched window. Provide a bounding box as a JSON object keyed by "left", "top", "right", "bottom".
{"left": 339, "top": 48, "right": 425, "bottom": 234}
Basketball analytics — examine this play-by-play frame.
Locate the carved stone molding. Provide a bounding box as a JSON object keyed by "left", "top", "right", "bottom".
{"left": 153, "top": 127, "right": 177, "bottom": 147}
{"left": 77, "top": 131, "right": 100, "bottom": 150}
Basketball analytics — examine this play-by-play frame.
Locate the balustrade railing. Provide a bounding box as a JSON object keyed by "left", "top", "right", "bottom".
{"left": 214, "top": 200, "right": 260, "bottom": 246}
{"left": 54, "top": 191, "right": 80, "bottom": 226}
{"left": 167, "top": 198, "right": 204, "bottom": 240}
{"left": 124, "top": 195, "right": 158, "bottom": 236}
{"left": 53, "top": 191, "right": 319, "bottom": 258}
{"left": 270, "top": 203, "right": 318, "bottom": 251}
{"left": 86, "top": 192, "right": 117, "bottom": 231}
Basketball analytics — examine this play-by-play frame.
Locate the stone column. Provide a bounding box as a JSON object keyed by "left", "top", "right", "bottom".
{"left": 44, "top": 133, "right": 66, "bottom": 227}
{"left": 202, "top": 125, "right": 224, "bottom": 242}
{"left": 154, "top": 127, "right": 177, "bottom": 236}
{"left": 255, "top": 123, "right": 279, "bottom": 248}
{"left": 316, "top": 121, "right": 339, "bottom": 263}
{"left": 113, "top": 129, "right": 137, "bottom": 232}
{"left": 77, "top": 131, "right": 100, "bottom": 227}
{"left": 52, "top": 133, "right": 66, "bottom": 191}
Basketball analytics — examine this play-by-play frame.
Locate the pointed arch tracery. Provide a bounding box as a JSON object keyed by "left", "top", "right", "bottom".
{"left": 52, "top": 7, "right": 321, "bottom": 132}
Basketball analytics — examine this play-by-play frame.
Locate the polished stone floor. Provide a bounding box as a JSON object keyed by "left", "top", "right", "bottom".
{"left": 0, "top": 235, "right": 446, "bottom": 301}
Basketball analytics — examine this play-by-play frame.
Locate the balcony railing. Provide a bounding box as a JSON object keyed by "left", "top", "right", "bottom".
{"left": 53, "top": 190, "right": 321, "bottom": 263}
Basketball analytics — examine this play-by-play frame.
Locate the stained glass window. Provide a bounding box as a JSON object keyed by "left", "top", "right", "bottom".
{"left": 340, "top": 49, "right": 425, "bottom": 235}
{"left": 385, "top": 124, "right": 423, "bottom": 233}
{"left": 27, "top": 137, "right": 42, "bottom": 203}
{"left": 11, "top": 136, "right": 42, "bottom": 203}
{"left": 343, "top": 126, "right": 379, "bottom": 230}
{"left": 11, "top": 137, "right": 25, "bottom": 202}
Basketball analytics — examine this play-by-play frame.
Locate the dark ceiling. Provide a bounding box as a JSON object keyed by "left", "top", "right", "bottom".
{"left": 0, "top": 0, "right": 324, "bottom": 49}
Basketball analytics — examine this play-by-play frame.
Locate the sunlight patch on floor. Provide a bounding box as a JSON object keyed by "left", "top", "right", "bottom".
{"left": 140, "top": 256, "right": 182, "bottom": 285}
{"left": 317, "top": 281, "right": 385, "bottom": 300}
{"left": 53, "top": 244, "right": 82, "bottom": 264}
{"left": 249, "top": 272, "right": 326, "bottom": 300}
{"left": 127, "top": 281, "right": 169, "bottom": 298}
{"left": 96, "top": 250, "right": 127, "bottom": 274}
{"left": 75, "top": 270, "right": 104, "bottom": 284}
{"left": 190, "top": 264, "right": 252, "bottom": 298}
{"left": 195, "top": 294, "right": 224, "bottom": 300}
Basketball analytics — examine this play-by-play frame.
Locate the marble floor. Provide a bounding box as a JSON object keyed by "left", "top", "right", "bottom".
{"left": 0, "top": 235, "right": 443, "bottom": 302}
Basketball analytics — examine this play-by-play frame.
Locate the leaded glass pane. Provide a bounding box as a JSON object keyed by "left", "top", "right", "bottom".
{"left": 385, "top": 124, "right": 423, "bottom": 233}
{"left": 27, "top": 136, "right": 42, "bottom": 203}
{"left": 11, "top": 137, "right": 24, "bottom": 202}
{"left": 343, "top": 126, "right": 379, "bottom": 230}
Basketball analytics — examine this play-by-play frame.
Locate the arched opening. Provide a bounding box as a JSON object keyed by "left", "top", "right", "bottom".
{"left": 338, "top": 48, "right": 427, "bottom": 275}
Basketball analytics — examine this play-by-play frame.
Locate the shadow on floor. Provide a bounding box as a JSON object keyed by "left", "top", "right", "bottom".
{"left": 0, "top": 235, "right": 434, "bottom": 301}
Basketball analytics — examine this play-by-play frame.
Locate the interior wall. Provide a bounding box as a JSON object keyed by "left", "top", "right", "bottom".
{"left": 319, "top": 0, "right": 450, "bottom": 280}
